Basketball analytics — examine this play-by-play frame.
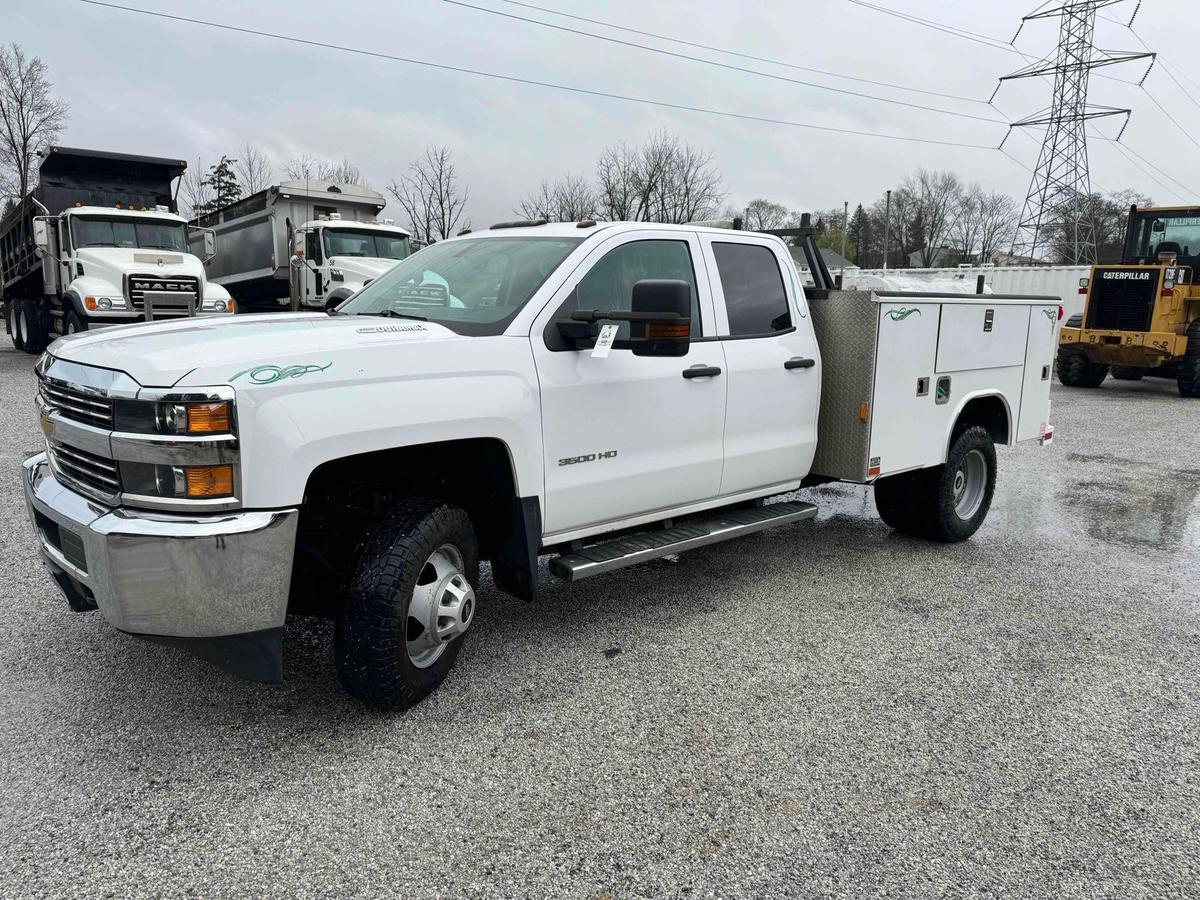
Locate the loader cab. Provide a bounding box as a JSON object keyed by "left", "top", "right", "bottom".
{"left": 1122, "top": 205, "right": 1200, "bottom": 270}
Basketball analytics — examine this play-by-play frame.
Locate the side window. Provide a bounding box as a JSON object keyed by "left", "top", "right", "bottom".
{"left": 555, "top": 239, "right": 700, "bottom": 342}
{"left": 305, "top": 231, "right": 322, "bottom": 264}
{"left": 712, "top": 242, "right": 792, "bottom": 336}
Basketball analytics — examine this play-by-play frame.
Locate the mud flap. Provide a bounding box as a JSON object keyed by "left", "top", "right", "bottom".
{"left": 130, "top": 627, "right": 284, "bottom": 684}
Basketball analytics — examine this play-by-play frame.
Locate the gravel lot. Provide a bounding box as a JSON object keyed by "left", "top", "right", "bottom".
{"left": 1, "top": 342, "right": 1197, "bottom": 899}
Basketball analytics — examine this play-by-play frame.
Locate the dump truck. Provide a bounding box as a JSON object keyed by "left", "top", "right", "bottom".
{"left": 192, "top": 180, "right": 412, "bottom": 312}
{"left": 1057, "top": 204, "right": 1200, "bottom": 396}
{"left": 0, "top": 147, "right": 235, "bottom": 352}
{"left": 25, "top": 218, "right": 1058, "bottom": 708}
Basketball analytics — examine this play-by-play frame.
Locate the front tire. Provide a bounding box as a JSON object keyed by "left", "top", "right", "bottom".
{"left": 63, "top": 310, "right": 88, "bottom": 336}
{"left": 1178, "top": 318, "right": 1200, "bottom": 398}
{"left": 1057, "top": 345, "right": 1108, "bottom": 388}
{"left": 336, "top": 499, "right": 479, "bottom": 710}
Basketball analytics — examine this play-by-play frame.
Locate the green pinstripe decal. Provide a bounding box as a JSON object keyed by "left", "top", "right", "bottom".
{"left": 886, "top": 306, "right": 922, "bottom": 321}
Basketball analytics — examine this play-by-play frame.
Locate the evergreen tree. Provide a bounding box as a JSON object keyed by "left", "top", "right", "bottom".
{"left": 196, "top": 156, "right": 240, "bottom": 215}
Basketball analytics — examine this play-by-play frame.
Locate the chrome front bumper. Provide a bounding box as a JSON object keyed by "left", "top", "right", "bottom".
{"left": 23, "top": 452, "right": 298, "bottom": 681}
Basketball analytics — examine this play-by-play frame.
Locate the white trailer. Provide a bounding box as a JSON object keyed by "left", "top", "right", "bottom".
{"left": 192, "top": 180, "right": 412, "bottom": 312}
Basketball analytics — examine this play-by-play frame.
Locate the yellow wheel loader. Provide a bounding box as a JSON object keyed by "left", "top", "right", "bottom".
{"left": 1057, "top": 205, "right": 1200, "bottom": 396}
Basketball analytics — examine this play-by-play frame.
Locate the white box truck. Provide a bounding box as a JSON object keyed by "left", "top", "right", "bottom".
{"left": 193, "top": 180, "right": 412, "bottom": 312}
{"left": 23, "top": 219, "right": 1058, "bottom": 708}
{"left": 1, "top": 147, "right": 234, "bottom": 353}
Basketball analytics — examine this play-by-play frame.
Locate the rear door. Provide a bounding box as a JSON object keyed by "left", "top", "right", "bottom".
{"left": 532, "top": 230, "right": 726, "bottom": 537}
{"left": 699, "top": 236, "right": 821, "bottom": 496}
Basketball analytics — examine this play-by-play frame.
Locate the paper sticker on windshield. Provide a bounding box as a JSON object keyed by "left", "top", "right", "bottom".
{"left": 592, "top": 324, "right": 619, "bottom": 359}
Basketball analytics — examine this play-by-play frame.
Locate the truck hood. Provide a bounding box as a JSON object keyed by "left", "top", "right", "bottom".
{"left": 75, "top": 247, "right": 207, "bottom": 284}
{"left": 328, "top": 256, "right": 398, "bottom": 284}
{"left": 49, "top": 313, "right": 463, "bottom": 387}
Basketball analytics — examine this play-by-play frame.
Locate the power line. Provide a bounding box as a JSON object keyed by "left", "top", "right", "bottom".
{"left": 492, "top": 0, "right": 989, "bottom": 105}
{"left": 440, "top": 0, "right": 1009, "bottom": 126}
{"left": 75, "top": 0, "right": 1002, "bottom": 150}
{"left": 844, "top": 0, "right": 1020, "bottom": 53}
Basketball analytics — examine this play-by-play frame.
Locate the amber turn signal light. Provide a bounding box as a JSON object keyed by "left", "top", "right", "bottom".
{"left": 186, "top": 402, "right": 231, "bottom": 434}
{"left": 184, "top": 464, "right": 234, "bottom": 497}
{"left": 646, "top": 321, "right": 690, "bottom": 340}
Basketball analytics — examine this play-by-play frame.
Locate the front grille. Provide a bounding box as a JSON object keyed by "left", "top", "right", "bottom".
{"left": 49, "top": 442, "right": 121, "bottom": 497}
{"left": 1087, "top": 269, "right": 1157, "bottom": 332}
{"left": 39, "top": 378, "right": 114, "bottom": 429}
{"left": 127, "top": 274, "right": 199, "bottom": 318}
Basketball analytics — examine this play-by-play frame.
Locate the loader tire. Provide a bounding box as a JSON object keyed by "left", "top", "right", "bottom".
{"left": 1057, "top": 345, "right": 1108, "bottom": 388}
{"left": 1179, "top": 318, "right": 1200, "bottom": 398}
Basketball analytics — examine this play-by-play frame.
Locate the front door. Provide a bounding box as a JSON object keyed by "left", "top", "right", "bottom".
{"left": 700, "top": 236, "right": 821, "bottom": 495}
{"left": 532, "top": 231, "right": 726, "bottom": 537}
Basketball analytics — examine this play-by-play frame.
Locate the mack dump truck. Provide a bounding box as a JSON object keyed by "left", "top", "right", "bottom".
{"left": 1, "top": 147, "right": 234, "bottom": 353}
{"left": 192, "top": 180, "right": 412, "bottom": 313}
{"left": 23, "top": 220, "right": 1057, "bottom": 709}
{"left": 1057, "top": 204, "right": 1200, "bottom": 396}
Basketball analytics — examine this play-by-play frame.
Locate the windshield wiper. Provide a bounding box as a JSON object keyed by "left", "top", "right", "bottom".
{"left": 78, "top": 242, "right": 117, "bottom": 248}
{"left": 357, "top": 310, "right": 428, "bottom": 321}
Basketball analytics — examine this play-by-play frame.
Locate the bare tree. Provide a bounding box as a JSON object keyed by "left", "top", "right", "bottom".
{"left": 952, "top": 183, "right": 985, "bottom": 264}
{"left": 234, "top": 143, "right": 273, "bottom": 195}
{"left": 743, "top": 199, "right": 790, "bottom": 231}
{"left": 590, "top": 131, "right": 724, "bottom": 224}
{"left": 0, "top": 43, "right": 69, "bottom": 202}
{"left": 903, "top": 169, "right": 963, "bottom": 267}
{"left": 388, "top": 145, "right": 469, "bottom": 244}
{"left": 595, "top": 142, "right": 640, "bottom": 221}
{"left": 179, "top": 157, "right": 213, "bottom": 220}
{"left": 283, "top": 154, "right": 365, "bottom": 186}
{"left": 516, "top": 173, "right": 598, "bottom": 221}
{"left": 977, "top": 190, "right": 1020, "bottom": 264}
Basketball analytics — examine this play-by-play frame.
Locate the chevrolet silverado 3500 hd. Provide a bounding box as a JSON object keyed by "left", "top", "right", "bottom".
{"left": 23, "top": 220, "right": 1057, "bottom": 708}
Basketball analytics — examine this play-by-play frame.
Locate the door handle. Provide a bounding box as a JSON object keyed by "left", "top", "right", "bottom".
{"left": 682, "top": 365, "right": 722, "bottom": 379}
{"left": 784, "top": 357, "right": 816, "bottom": 370}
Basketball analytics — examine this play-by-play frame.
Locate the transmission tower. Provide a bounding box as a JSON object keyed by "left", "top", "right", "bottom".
{"left": 995, "top": 2, "right": 1153, "bottom": 264}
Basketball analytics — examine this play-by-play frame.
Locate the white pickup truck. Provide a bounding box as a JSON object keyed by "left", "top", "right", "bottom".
{"left": 23, "top": 221, "right": 1058, "bottom": 708}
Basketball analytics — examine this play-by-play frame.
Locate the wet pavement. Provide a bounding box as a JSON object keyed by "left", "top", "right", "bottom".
{"left": 0, "top": 344, "right": 1197, "bottom": 899}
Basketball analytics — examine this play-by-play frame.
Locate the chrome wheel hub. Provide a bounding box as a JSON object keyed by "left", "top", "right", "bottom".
{"left": 953, "top": 449, "right": 987, "bottom": 520}
{"left": 407, "top": 544, "right": 474, "bottom": 669}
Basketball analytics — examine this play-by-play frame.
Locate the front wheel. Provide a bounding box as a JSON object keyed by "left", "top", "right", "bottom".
{"left": 63, "top": 310, "right": 88, "bottom": 336}
{"left": 336, "top": 499, "right": 479, "bottom": 710}
{"left": 1057, "top": 345, "right": 1108, "bottom": 388}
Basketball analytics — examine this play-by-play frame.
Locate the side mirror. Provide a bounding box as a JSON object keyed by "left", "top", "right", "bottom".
{"left": 202, "top": 230, "right": 216, "bottom": 261}
{"left": 32, "top": 217, "right": 49, "bottom": 257}
{"left": 630, "top": 279, "right": 691, "bottom": 357}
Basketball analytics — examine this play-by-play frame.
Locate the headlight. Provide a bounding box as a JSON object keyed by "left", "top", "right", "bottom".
{"left": 84, "top": 296, "right": 127, "bottom": 310}
{"left": 113, "top": 400, "right": 233, "bottom": 435}
{"left": 119, "top": 462, "right": 235, "bottom": 499}
{"left": 329, "top": 268, "right": 344, "bottom": 282}
{"left": 202, "top": 298, "right": 234, "bottom": 312}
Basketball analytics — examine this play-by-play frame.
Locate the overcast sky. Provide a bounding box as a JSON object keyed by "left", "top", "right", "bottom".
{"left": 7, "top": 0, "right": 1197, "bottom": 225}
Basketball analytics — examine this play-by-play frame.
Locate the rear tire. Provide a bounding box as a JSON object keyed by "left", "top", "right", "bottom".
{"left": 923, "top": 426, "right": 998, "bottom": 543}
{"left": 7, "top": 301, "right": 25, "bottom": 351}
{"left": 335, "top": 499, "right": 479, "bottom": 710}
{"left": 1110, "top": 366, "right": 1144, "bottom": 381}
{"left": 1179, "top": 318, "right": 1200, "bottom": 398}
{"left": 1057, "top": 345, "right": 1108, "bottom": 388}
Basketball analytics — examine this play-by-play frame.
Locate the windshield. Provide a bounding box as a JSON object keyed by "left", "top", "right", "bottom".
{"left": 1131, "top": 211, "right": 1200, "bottom": 262}
{"left": 339, "top": 236, "right": 584, "bottom": 336}
{"left": 71, "top": 216, "right": 189, "bottom": 252}
{"left": 324, "top": 228, "right": 412, "bottom": 260}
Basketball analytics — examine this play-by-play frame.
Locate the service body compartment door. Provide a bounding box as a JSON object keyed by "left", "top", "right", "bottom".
{"left": 869, "top": 301, "right": 942, "bottom": 476}
{"left": 1016, "top": 305, "right": 1058, "bottom": 441}
{"left": 936, "top": 303, "right": 1029, "bottom": 372}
